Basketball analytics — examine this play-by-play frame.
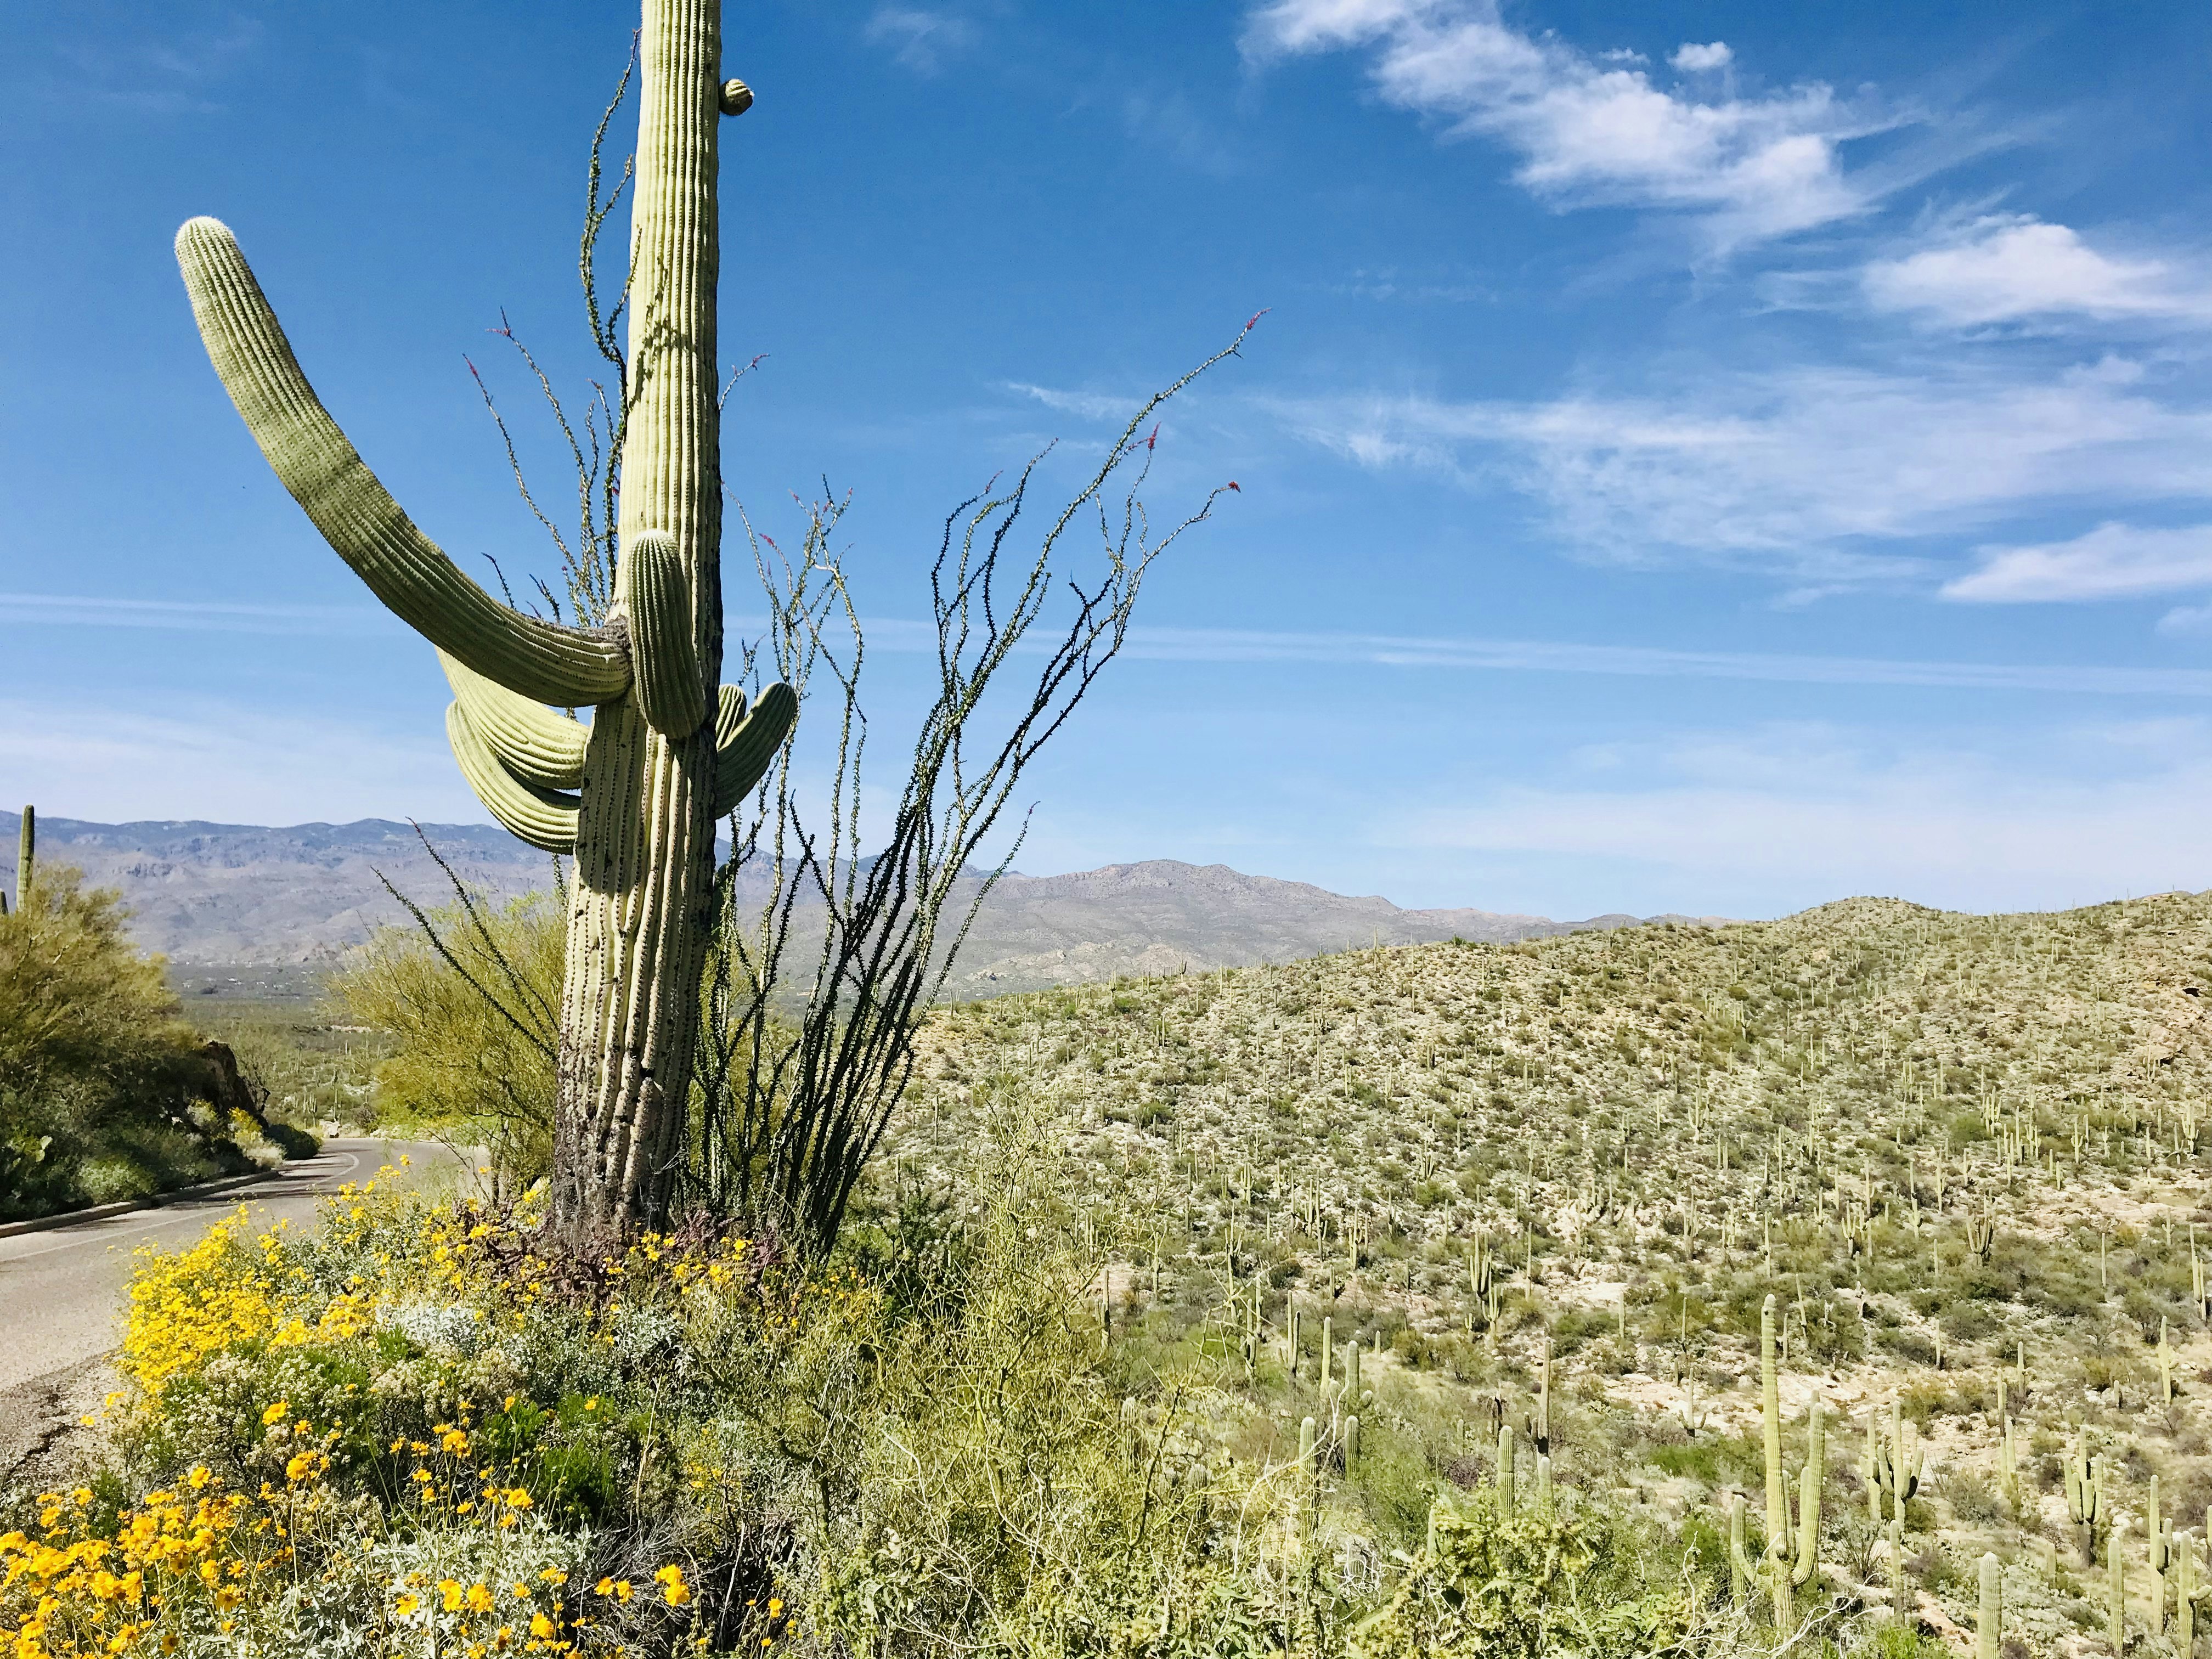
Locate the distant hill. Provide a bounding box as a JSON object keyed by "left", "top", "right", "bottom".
{"left": 0, "top": 812, "right": 1723, "bottom": 996}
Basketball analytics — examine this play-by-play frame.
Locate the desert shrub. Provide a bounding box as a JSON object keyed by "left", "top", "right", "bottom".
{"left": 1348, "top": 1487, "right": 1736, "bottom": 1659}
{"left": 330, "top": 890, "right": 563, "bottom": 1183}
{"left": 0, "top": 867, "right": 285, "bottom": 1218}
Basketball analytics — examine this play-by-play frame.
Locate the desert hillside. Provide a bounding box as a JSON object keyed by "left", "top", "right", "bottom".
{"left": 883, "top": 888, "right": 2212, "bottom": 1646}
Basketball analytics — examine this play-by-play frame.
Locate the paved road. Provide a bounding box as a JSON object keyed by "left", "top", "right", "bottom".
{"left": 0, "top": 1138, "right": 477, "bottom": 1481}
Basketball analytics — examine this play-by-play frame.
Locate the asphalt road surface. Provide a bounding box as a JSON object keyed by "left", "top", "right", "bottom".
{"left": 0, "top": 1137, "right": 477, "bottom": 1483}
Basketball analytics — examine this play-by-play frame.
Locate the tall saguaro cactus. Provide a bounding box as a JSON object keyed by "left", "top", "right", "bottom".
{"left": 173, "top": 0, "right": 794, "bottom": 1244}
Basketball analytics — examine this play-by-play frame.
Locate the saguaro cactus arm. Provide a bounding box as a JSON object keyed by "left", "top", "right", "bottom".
{"left": 625, "top": 532, "right": 709, "bottom": 737}
{"left": 174, "top": 217, "right": 631, "bottom": 708}
{"left": 712, "top": 681, "right": 798, "bottom": 817}
{"left": 1791, "top": 1401, "right": 1825, "bottom": 1589}
{"left": 444, "top": 703, "right": 581, "bottom": 854}
{"left": 439, "top": 652, "right": 588, "bottom": 789}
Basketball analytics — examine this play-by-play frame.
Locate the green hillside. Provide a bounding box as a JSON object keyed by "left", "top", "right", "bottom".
{"left": 884, "top": 889, "right": 2212, "bottom": 1646}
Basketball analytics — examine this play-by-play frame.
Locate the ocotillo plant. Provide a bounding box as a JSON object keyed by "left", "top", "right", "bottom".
{"left": 173, "top": 0, "right": 795, "bottom": 1245}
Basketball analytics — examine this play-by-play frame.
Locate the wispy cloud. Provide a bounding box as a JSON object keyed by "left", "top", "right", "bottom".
{"left": 1261, "top": 356, "right": 2212, "bottom": 576}
{"left": 1865, "top": 216, "right": 2212, "bottom": 329}
{"left": 862, "top": 6, "right": 977, "bottom": 75}
{"left": 1003, "top": 383, "right": 1147, "bottom": 422}
{"left": 0, "top": 592, "right": 399, "bottom": 635}
{"left": 32, "top": 590, "right": 2210, "bottom": 698}
{"left": 1941, "top": 522, "right": 2212, "bottom": 603}
{"left": 1109, "top": 625, "right": 2212, "bottom": 696}
{"left": 1392, "top": 721, "right": 2212, "bottom": 913}
{"left": 0, "top": 698, "right": 478, "bottom": 827}
{"left": 1243, "top": 0, "right": 1906, "bottom": 253}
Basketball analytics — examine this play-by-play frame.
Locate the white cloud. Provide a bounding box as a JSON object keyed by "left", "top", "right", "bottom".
{"left": 1111, "top": 625, "right": 2212, "bottom": 696}
{"left": 1865, "top": 216, "right": 2212, "bottom": 328}
{"left": 1941, "top": 522, "right": 2212, "bottom": 602}
{"left": 862, "top": 7, "right": 975, "bottom": 75}
{"left": 1260, "top": 357, "right": 2212, "bottom": 573}
{"left": 1671, "top": 42, "right": 1732, "bottom": 73}
{"left": 0, "top": 592, "right": 396, "bottom": 635}
{"left": 1005, "top": 382, "right": 1146, "bottom": 422}
{"left": 1244, "top": 0, "right": 1899, "bottom": 251}
{"left": 1392, "top": 723, "right": 2212, "bottom": 913}
{"left": 0, "top": 698, "right": 483, "bottom": 827}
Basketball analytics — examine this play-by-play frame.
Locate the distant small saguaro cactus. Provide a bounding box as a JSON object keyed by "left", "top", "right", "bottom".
{"left": 2, "top": 804, "right": 29, "bottom": 917}
{"left": 172, "top": 0, "right": 796, "bottom": 1246}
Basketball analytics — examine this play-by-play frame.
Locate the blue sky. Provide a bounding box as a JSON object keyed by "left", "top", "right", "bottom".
{"left": 5, "top": 0, "right": 2212, "bottom": 921}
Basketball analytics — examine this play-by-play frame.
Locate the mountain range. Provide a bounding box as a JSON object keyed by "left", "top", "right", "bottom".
{"left": 0, "top": 812, "right": 1725, "bottom": 998}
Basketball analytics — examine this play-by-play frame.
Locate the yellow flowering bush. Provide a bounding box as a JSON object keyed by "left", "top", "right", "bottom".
{"left": 5, "top": 1176, "right": 791, "bottom": 1657}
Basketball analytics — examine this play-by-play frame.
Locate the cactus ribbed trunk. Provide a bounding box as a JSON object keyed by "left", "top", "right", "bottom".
{"left": 549, "top": 0, "right": 726, "bottom": 1245}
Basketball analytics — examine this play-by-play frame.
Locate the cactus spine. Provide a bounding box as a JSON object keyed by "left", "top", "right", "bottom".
{"left": 173, "top": 0, "right": 797, "bottom": 1244}
{"left": 1978, "top": 1552, "right": 2001, "bottom": 1659}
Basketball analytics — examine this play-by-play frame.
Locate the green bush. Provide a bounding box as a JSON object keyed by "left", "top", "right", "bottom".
{"left": 0, "top": 866, "right": 289, "bottom": 1218}
{"left": 1350, "top": 1488, "right": 1737, "bottom": 1659}
{"left": 328, "top": 890, "right": 563, "bottom": 1181}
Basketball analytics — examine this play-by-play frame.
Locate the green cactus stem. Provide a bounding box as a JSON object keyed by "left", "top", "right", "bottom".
{"left": 2112, "top": 1514, "right": 2129, "bottom": 1651}
{"left": 15, "top": 805, "right": 31, "bottom": 912}
{"left": 711, "top": 683, "right": 797, "bottom": 817}
{"left": 444, "top": 702, "right": 583, "bottom": 854}
{"left": 173, "top": 222, "right": 631, "bottom": 710}
{"left": 1979, "top": 1553, "right": 2001, "bottom": 1659}
{"left": 1497, "top": 1423, "right": 1516, "bottom": 1509}
{"left": 1344, "top": 1414, "right": 1361, "bottom": 1471}
{"left": 2068, "top": 1432, "right": 2106, "bottom": 1566}
{"left": 1534, "top": 1334, "right": 1553, "bottom": 1454}
{"left": 2154, "top": 1477, "right": 2174, "bottom": 1635}
{"left": 175, "top": 0, "right": 798, "bottom": 1243}
{"left": 1729, "top": 1491, "right": 1751, "bottom": 1607}
{"left": 440, "top": 652, "right": 587, "bottom": 789}
{"left": 2179, "top": 1527, "right": 2199, "bottom": 1655}
{"left": 1862, "top": 1391, "right": 1921, "bottom": 1583}
{"left": 624, "top": 530, "right": 709, "bottom": 737}
{"left": 1759, "top": 1291, "right": 1826, "bottom": 1627}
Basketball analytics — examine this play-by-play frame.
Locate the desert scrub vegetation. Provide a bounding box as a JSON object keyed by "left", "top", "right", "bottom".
{"left": 864, "top": 889, "right": 2212, "bottom": 1655}
{"left": 1, "top": 1097, "right": 1753, "bottom": 1657}
{"left": 0, "top": 858, "right": 317, "bottom": 1221}
{"left": 32, "top": 887, "right": 2212, "bottom": 1652}
{"left": 326, "top": 884, "right": 563, "bottom": 1189}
